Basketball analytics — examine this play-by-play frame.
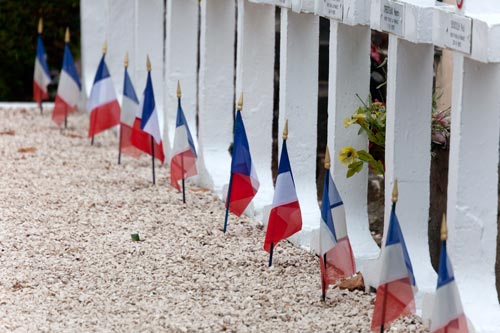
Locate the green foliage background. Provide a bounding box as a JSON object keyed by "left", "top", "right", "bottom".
{"left": 0, "top": 0, "right": 80, "bottom": 101}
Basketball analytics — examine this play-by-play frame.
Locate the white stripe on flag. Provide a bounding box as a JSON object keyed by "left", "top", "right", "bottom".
{"left": 320, "top": 219, "right": 337, "bottom": 255}
{"left": 272, "top": 171, "right": 297, "bottom": 208}
{"left": 142, "top": 106, "right": 162, "bottom": 144}
{"left": 332, "top": 204, "right": 348, "bottom": 240}
{"left": 173, "top": 125, "right": 190, "bottom": 155}
{"left": 34, "top": 58, "right": 50, "bottom": 90}
{"left": 378, "top": 242, "right": 410, "bottom": 285}
{"left": 121, "top": 95, "right": 139, "bottom": 126}
{"left": 87, "top": 77, "right": 117, "bottom": 112}
{"left": 430, "top": 280, "right": 465, "bottom": 331}
{"left": 57, "top": 70, "right": 80, "bottom": 108}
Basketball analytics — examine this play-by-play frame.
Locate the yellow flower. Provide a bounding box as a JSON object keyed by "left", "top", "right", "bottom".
{"left": 343, "top": 117, "right": 354, "bottom": 128}
{"left": 352, "top": 113, "right": 366, "bottom": 121}
{"left": 339, "top": 147, "right": 358, "bottom": 166}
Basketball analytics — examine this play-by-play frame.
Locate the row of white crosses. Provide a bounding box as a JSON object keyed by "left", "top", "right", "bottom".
{"left": 80, "top": 0, "right": 500, "bottom": 331}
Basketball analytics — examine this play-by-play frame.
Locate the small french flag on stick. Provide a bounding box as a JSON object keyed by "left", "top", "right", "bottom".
{"left": 118, "top": 53, "right": 142, "bottom": 163}
{"left": 170, "top": 81, "right": 197, "bottom": 203}
{"left": 371, "top": 180, "right": 416, "bottom": 332}
{"left": 132, "top": 55, "right": 165, "bottom": 184}
{"left": 319, "top": 146, "right": 356, "bottom": 300}
{"left": 53, "top": 28, "right": 81, "bottom": 128}
{"left": 87, "top": 42, "right": 121, "bottom": 142}
{"left": 33, "top": 18, "right": 51, "bottom": 113}
{"left": 429, "top": 214, "right": 469, "bottom": 333}
{"left": 223, "top": 93, "right": 259, "bottom": 233}
{"left": 264, "top": 119, "right": 302, "bottom": 267}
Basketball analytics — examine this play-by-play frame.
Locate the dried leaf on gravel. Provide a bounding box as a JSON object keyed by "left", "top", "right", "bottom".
{"left": 17, "top": 147, "right": 37, "bottom": 153}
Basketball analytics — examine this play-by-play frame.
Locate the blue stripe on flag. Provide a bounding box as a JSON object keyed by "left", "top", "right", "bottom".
{"left": 140, "top": 72, "right": 155, "bottom": 129}
{"left": 231, "top": 110, "right": 253, "bottom": 176}
{"left": 386, "top": 204, "right": 416, "bottom": 286}
{"left": 36, "top": 35, "right": 50, "bottom": 77}
{"left": 176, "top": 99, "right": 197, "bottom": 157}
{"left": 321, "top": 170, "right": 338, "bottom": 242}
{"left": 123, "top": 68, "right": 138, "bottom": 104}
{"left": 93, "top": 55, "right": 111, "bottom": 84}
{"left": 437, "top": 241, "right": 455, "bottom": 288}
{"left": 62, "top": 44, "right": 81, "bottom": 89}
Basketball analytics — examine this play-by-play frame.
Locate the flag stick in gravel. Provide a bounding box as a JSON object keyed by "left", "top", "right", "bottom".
{"left": 33, "top": 18, "right": 51, "bottom": 115}
{"left": 131, "top": 55, "right": 165, "bottom": 184}
{"left": 263, "top": 119, "right": 302, "bottom": 266}
{"left": 53, "top": 28, "right": 81, "bottom": 129}
{"left": 170, "top": 81, "right": 198, "bottom": 203}
{"left": 223, "top": 93, "right": 259, "bottom": 233}
{"left": 87, "top": 41, "right": 121, "bottom": 145}
{"left": 319, "top": 146, "right": 356, "bottom": 301}
{"left": 371, "top": 180, "right": 416, "bottom": 332}
{"left": 118, "top": 52, "right": 142, "bottom": 164}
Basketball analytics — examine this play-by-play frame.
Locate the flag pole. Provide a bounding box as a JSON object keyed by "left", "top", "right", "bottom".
{"left": 38, "top": 19, "right": 44, "bottom": 115}
{"left": 223, "top": 93, "right": 243, "bottom": 234}
{"left": 268, "top": 242, "right": 274, "bottom": 267}
{"left": 380, "top": 179, "right": 398, "bottom": 333}
{"left": 322, "top": 147, "right": 331, "bottom": 302}
{"left": 151, "top": 136, "right": 156, "bottom": 184}
{"left": 118, "top": 53, "right": 128, "bottom": 165}
{"left": 91, "top": 42, "right": 107, "bottom": 146}
{"left": 64, "top": 28, "right": 70, "bottom": 128}
{"left": 177, "top": 82, "right": 186, "bottom": 203}
{"left": 322, "top": 253, "right": 327, "bottom": 301}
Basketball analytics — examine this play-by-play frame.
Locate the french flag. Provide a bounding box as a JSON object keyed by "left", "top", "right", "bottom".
{"left": 226, "top": 108, "right": 259, "bottom": 217}
{"left": 319, "top": 162, "right": 356, "bottom": 300}
{"left": 264, "top": 137, "right": 302, "bottom": 253}
{"left": 87, "top": 54, "right": 121, "bottom": 138}
{"left": 33, "top": 24, "right": 51, "bottom": 107}
{"left": 430, "top": 229, "right": 469, "bottom": 332}
{"left": 119, "top": 64, "right": 142, "bottom": 159}
{"left": 131, "top": 64, "right": 165, "bottom": 164}
{"left": 371, "top": 191, "right": 416, "bottom": 331}
{"left": 170, "top": 92, "right": 197, "bottom": 191}
{"left": 53, "top": 30, "right": 81, "bottom": 127}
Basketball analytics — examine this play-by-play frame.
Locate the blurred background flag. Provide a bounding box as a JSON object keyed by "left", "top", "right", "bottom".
{"left": 33, "top": 18, "right": 51, "bottom": 112}
{"left": 319, "top": 147, "right": 356, "bottom": 301}
{"left": 52, "top": 27, "right": 81, "bottom": 127}
{"left": 87, "top": 42, "right": 120, "bottom": 141}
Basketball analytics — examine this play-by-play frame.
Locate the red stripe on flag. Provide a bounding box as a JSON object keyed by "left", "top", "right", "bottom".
{"left": 170, "top": 150, "right": 197, "bottom": 191}
{"left": 131, "top": 118, "right": 165, "bottom": 164}
{"left": 33, "top": 81, "right": 48, "bottom": 105}
{"left": 52, "top": 96, "right": 76, "bottom": 126}
{"left": 320, "top": 237, "right": 356, "bottom": 289}
{"left": 264, "top": 201, "right": 302, "bottom": 252}
{"left": 228, "top": 173, "right": 258, "bottom": 217}
{"left": 371, "top": 277, "right": 415, "bottom": 331}
{"left": 88, "top": 100, "right": 121, "bottom": 138}
{"left": 432, "top": 314, "right": 468, "bottom": 333}
{"left": 120, "top": 123, "right": 143, "bottom": 159}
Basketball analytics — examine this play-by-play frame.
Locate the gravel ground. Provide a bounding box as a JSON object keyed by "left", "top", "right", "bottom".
{"left": 0, "top": 107, "right": 428, "bottom": 332}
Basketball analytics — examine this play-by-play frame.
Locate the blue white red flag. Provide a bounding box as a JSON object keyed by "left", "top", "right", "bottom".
{"left": 53, "top": 42, "right": 81, "bottom": 126}
{"left": 170, "top": 98, "right": 197, "bottom": 191}
{"left": 131, "top": 70, "right": 165, "bottom": 163}
{"left": 119, "top": 66, "right": 143, "bottom": 159}
{"left": 227, "top": 110, "right": 259, "bottom": 217}
{"left": 264, "top": 139, "right": 302, "bottom": 252}
{"left": 87, "top": 54, "right": 120, "bottom": 137}
{"left": 371, "top": 200, "right": 416, "bottom": 331}
{"left": 33, "top": 34, "right": 51, "bottom": 106}
{"left": 319, "top": 168, "right": 356, "bottom": 297}
{"left": 430, "top": 240, "right": 469, "bottom": 333}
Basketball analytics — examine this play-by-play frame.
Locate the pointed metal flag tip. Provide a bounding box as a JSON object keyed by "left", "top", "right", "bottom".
{"left": 441, "top": 213, "right": 448, "bottom": 241}
{"left": 65, "top": 27, "right": 70, "bottom": 43}
{"left": 177, "top": 80, "right": 182, "bottom": 98}
{"left": 282, "top": 119, "right": 289, "bottom": 140}
{"left": 237, "top": 93, "right": 243, "bottom": 111}
{"left": 102, "top": 41, "right": 107, "bottom": 54}
{"left": 392, "top": 179, "right": 399, "bottom": 203}
{"left": 146, "top": 55, "right": 151, "bottom": 72}
{"left": 124, "top": 52, "right": 129, "bottom": 68}
{"left": 38, "top": 18, "right": 43, "bottom": 34}
{"left": 324, "top": 146, "right": 331, "bottom": 169}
